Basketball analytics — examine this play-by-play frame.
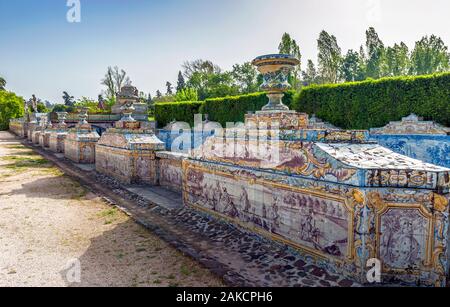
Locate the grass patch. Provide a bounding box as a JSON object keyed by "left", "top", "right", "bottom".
{"left": 71, "top": 187, "right": 88, "bottom": 200}
{"left": 1, "top": 155, "right": 50, "bottom": 171}
{"left": 98, "top": 208, "right": 120, "bottom": 225}
{"left": 5, "top": 145, "right": 26, "bottom": 149}
{"left": 180, "top": 265, "right": 192, "bottom": 276}
{"left": 39, "top": 167, "right": 64, "bottom": 177}
{"left": 98, "top": 208, "right": 119, "bottom": 218}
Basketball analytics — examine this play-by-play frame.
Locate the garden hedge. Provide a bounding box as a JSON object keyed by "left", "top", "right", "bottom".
{"left": 154, "top": 91, "right": 295, "bottom": 128}
{"left": 201, "top": 91, "right": 295, "bottom": 126}
{"left": 0, "top": 91, "right": 24, "bottom": 130}
{"left": 154, "top": 73, "right": 449, "bottom": 130}
{"left": 292, "top": 72, "right": 450, "bottom": 130}
{"left": 155, "top": 101, "right": 203, "bottom": 128}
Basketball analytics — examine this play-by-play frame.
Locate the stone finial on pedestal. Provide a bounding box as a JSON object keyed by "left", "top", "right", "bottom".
{"left": 65, "top": 107, "right": 100, "bottom": 164}
{"left": 252, "top": 54, "right": 300, "bottom": 113}
{"left": 246, "top": 54, "right": 310, "bottom": 130}
{"left": 48, "top": 112, "right": 69, "bottom": 153}
{"left": 96, "top": 100, "right": 164, "bottom": 184}
{"left": 114, "top": 102, "right": 141, "bottom": 130}
{"left": 111, "top": 84, "right": 148, "bottom": 121}
{"left": 76, "top": 107, "right": 91, "bottom": 130}
{"left": 120, "top": 102, "right": 135, "bottom": 122}
{"left": 56, "top": 112, "right": 68, "bottom": 129}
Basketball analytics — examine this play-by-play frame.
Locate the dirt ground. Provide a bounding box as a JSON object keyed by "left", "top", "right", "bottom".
{"left": 0, "top": 131, "right": 223, "bottom": 287}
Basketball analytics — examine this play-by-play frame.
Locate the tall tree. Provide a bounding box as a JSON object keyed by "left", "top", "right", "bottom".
{"left": 278, "top": 33, "right": 302, "bottom": 88}
{"left": 302, "top": 60, "right": 319, "bottom": 85}
{"left": 231, "top": 62, "right": 259, "bottom": 94}
{"left": 0, "top": 76, "right": 6, "bottom": 91}
{"left": 182, "top": 59, "right": 221, "bottom": 79}
{"left": 317, "top": 30, "right": 342, "bottom": 84}
{"left": 166, "top": 81, "right": 173, "bottom": 96}
{"left": 382, "top": 42, "right": 410, "bottom": 77}
{"left": 187, "top": 71, "right": 239, "bottom": 100}
{"left": 62, "top": 91, "right": 75, "bottom": 106}
{"left": 176, "top": 71, "right": 186, "bottom": 92}
{"left": 365, "top": 27, "right": 385, "bottom": 79}
{"left": 340, "top": 50, "right": 364, "bottom": 82}
{"left": 101, "top": 66, "right": 131, "bottom": 99}
{"left": 156, "top": 90, "right": 162, "bottom": 98}
{"left": 175, "top": 88, "right": 199, "bottom": 102}
{"left": 182, "top": 60, "right": 239, "bottom": 100}
{"left": 409, "top": 35, "right": 450, "bottom": 75}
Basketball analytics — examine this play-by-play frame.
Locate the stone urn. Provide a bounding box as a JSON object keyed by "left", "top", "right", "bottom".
{"left": 56, "top": 112, "right": 68, "bottom": 128}
{"left": 78, "top": 107, "right": 89, "bottom": 126}
{"left": 120, "top": 102, "right": 136, "bottom": 122}
{"left": 252, "top": 54, "right": 300, "bottom": 112}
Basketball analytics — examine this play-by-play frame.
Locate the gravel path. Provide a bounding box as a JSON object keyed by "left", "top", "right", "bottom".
{"left": 26, "top": 133, "right": 360, "bottom": 287}
{"left": 0, "top": 131, "right": 224, "bottom": 287}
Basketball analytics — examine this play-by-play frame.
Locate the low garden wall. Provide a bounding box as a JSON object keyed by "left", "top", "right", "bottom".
{"left": 371, "top": 134, "right": 450, "bottom": 168}
{"left": 156, "top": 151, "right": 186, "bottom": 193}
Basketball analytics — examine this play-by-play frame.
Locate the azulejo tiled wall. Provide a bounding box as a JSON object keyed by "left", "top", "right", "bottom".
{"left": 183, "top": 141, "right": 450, "bottom": 286}
{"left": 370, "top": 135, "right": 450, "bottom": 168}
{"left": 8, "top": 113, "right": 450, "bottom": 286}
{"left": 95, "top": 128, "right": 165, "bottom": 185}
{"left": 180, "top": 112, "right": 450, "bottom": 286}
{"left": 48, "top": 130, "right": 68, "bottom": 153}
{"left": 65, "top": 130, "right": 100, "bottom": 164}
{"left": 370, "top": 114, "right": 450, "bottom": 168}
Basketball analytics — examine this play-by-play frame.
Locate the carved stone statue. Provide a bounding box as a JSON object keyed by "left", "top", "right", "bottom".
{"left": 98, "top": 94, "right": 106, "bottom": 110}
{"left": 31, "top": 94, "right": 38, "bottom": 113}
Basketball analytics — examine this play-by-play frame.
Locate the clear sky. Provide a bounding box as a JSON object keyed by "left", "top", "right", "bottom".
{"left": 1, "top": 0, "right": 449, "bottom": 103}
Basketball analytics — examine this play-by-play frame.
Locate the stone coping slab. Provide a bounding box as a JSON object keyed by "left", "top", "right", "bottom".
{"left": 156, "top": 151, "right": 189, "bottom": 160}
{"left": 318, "top": 143, "right": 450, "bottom": 172}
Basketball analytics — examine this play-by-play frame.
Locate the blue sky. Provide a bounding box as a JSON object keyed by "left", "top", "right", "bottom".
{"left": 1, "top": 0, "right": 449, "bottom": 103}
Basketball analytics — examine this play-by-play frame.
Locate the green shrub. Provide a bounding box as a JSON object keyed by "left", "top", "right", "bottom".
{"left": 51, "top": 104, "right": 75, "bottom": 113}
{"left": 155, "top": 101, "right": 203, "bottom": 128}
{"left": 293, "top": 72, "right": 450, "bottom": 130}
{"left": 154, "top": 91, "right": 295, "bottom": 127}
{"left": 0, "top": 91, "right": 24, "bottom": 130}
{"left": 200, "top": 91, "right": 295, "bottom": 126}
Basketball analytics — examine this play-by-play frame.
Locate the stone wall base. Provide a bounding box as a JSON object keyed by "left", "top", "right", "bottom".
{"left": 96, "top": 145, "right": 158, "bottom": 185}
{"left": 65, "top": 140, "right": 97, "bottom": 164}
{"left": 49, "top": 133, "right": 67, "bottom": 153}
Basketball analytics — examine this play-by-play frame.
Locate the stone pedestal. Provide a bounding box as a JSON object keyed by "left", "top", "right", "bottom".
{"left": 156, "top": 151, "right": 187, "bottom": 193}
{"left": 31, "top": 127, "right": 43, "bottom": 144}
{"left": 39, "top": 129, "right": 52, "bottom": 148}
{"left": 9, "top": 119, "right": 26, "bottom": 137}
{"left": 65, "top": 127, "right": 100, "bottom": 164}
{"left": 96, "top": 121, "right": 165, "bottom": 185}
{"left": 245, "top": 111, "right": 309, "bottom": 130}
{"left": 49, "top": 129, "right": 68, "bottom": 153}
{"left": 27, "top": 122, "right": 37, "bottom": 142}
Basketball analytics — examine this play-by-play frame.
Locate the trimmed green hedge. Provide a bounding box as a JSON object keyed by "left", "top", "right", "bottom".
{"left": 155, "top": 101, "right": 203, "bottom": 128}
{"left": 154, "top": 91, "right": 295, "bottom": 128}
{"left": 154, "top": 73, "right": 449, "bottom": 130}
{"left": 293, "top": 72, "right": 450, "bottom": 130}
{"left": 201, "top": 91, "right": 295, "bottom": 126}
